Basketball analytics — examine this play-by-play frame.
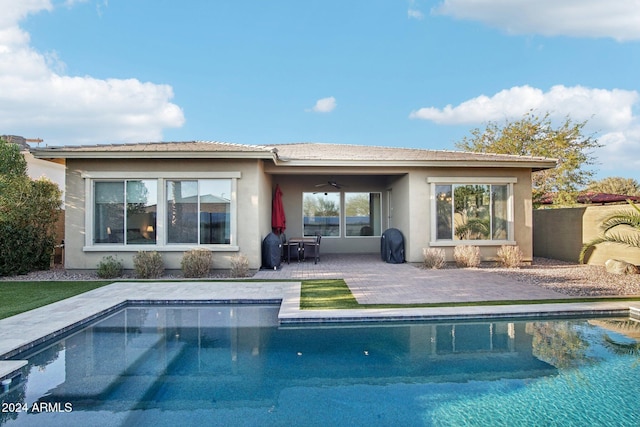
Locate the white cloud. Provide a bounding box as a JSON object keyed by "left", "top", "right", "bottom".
{"left": 433, "top": 0, "right": 640, "bottom": 41}
{"left": 0, "top": 0, "right": 184, "bottom": 146}
{"left": 410, "top": 84, "right": 640, "bottom": 176}
{"left": 308, "top": 96, "right": 337, "bottom": 113}
{"left": 408, "top": 9, "right": 424, "bottom": 20}
{"left": 410, "top": 85, "right": 638, "bottom": 129}
{"left": 408, "top": 0, "right": 424, "bottom": 20}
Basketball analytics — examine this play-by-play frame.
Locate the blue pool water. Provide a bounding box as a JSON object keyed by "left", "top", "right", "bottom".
{"left": 1, "top": 305, "right": 639, "bottom": 426}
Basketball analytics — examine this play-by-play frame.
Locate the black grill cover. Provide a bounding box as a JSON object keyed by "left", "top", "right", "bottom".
{"left": 261, "top": 232, "right": 282, "bottom": 270}
{"left": 381, "top": 228, "right": 405, "bottom": 264}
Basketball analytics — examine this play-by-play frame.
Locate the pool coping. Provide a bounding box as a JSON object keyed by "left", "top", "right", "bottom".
{"left": 1, "top": 280, "right": 639, "bottom": 382}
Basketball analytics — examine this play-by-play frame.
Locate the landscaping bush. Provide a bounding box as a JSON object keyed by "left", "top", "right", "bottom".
{"left": 181, "top": 248, "right": 212, "bottom": 278}
{"left": 453, "top": 245, "right": 480, "bottom": 268}
{"left": 0, "top": 223, "right": 54, "bottom": 276}
{"left": 0, "top": 138, "right": 62, "bottom": 276}
{"left": 96, "top": 255, "right": 123, "bottom": 279}
{"left": 230, "top": 253, "right": 250, "bottom": 277}
{"left": 422, "top": 247, "right": 445, "bottom": 269}
{"left": 496, "top": 245, "right": 523, "bottom": 268}
{"left": 133, "top": 251, "right": 164, "bottom": 279}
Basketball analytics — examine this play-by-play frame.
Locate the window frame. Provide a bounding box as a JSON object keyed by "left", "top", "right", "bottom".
{"left": 344, "top": 191, "right": 382, "bottom": 238}
{"left": 427, "top": 177, "right": 517, "bottom": 246}
{"left": 302, "top": 192, "right": 341, "bottom": 238}
{"left": 93, "top": 179, "right": 158, "bottom": 246}
{"left": 83, "top": 171, "right": 240, "bottom": 252}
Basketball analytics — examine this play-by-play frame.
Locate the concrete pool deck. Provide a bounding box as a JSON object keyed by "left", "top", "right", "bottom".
{"left": 1, "top": 254, "right": 639, "bottom": 379}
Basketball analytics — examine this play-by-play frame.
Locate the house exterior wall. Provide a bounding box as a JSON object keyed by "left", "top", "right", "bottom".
{"left": 411, "top": 167, "right": 534, "bottom": 263}
{"left": 534, "top": 205, "right": 640, "bottom": 265}
{"left": 386, "top": 173, "right": 412, "bottom": 256}
{"left": 63, "top": 155, "right": 537, "bottom": 270}
{"left": 64, "top": 158, "right": 266, "bottom": 271}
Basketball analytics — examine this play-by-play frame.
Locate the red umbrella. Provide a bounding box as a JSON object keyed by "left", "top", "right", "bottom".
{"left": 271, "top": 184, "right": 286, "bottom": 235}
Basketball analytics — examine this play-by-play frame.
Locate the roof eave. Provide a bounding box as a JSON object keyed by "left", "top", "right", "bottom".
{"left": 273, "top": 158, "right": 557, "bottom": 169}
{"left": 31, "top": 150, "right": 276, "bottom": 160}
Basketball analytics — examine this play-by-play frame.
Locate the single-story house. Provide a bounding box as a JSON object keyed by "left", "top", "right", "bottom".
{"left": 32, "top": 141, "right": 556, "bottom": 271}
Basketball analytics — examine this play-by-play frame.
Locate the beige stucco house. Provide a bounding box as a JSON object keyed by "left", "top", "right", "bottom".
{"left": 32, "top": 141, "right": 556, "bottom": 271}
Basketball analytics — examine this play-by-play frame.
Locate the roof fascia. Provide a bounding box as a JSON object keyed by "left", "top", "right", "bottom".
{"left": 32, "top": 150, "right": 275, "bottom": 160}
{"left": 271, "top": 158, "right": 557, "bottom": 170}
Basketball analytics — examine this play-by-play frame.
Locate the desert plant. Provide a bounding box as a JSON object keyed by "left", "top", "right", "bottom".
{"left": 181, "top": 248, "right": 212, "bottom": 278}
{"left": 422, "top": 247, "right": 446, "bottom": 269}
{"left": 496, "top": 245, "right": 523, "bottom": 268}
{"left": 230, "top": 253, "right": 250, "bottom": 277}
{"left": 453, "top": 245, "right": 480, "bottom": 268}
{"left": 96, "top": 255, "right": 123, "bottom": 279}
{"left": 133, "top": 250, "right": 164, "bottom": 279}
{"left": 580, "top": 199, "right": 640, "bottom": 263}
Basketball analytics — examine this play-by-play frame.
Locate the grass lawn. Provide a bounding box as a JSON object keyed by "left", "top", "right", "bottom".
{"left": 0, "top": 281, "right": 113, "bottom": 319}
{"left": 300, "top": 279, "right": 640, "bottom": 310}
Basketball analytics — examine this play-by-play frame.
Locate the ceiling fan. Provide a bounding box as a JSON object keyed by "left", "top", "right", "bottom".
{"left": 314, "top": 179, "right": 347, "bottom": 189}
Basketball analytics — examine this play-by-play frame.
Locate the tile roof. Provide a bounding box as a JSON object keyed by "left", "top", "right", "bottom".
{"left": 32, "top": 140, "right": 556, "bottom": 169}
{"left": 270, "top": 142, "right": 553, "bottom": 163}
{"left": 36, "top": 140, "right": 273, "bottom": 153}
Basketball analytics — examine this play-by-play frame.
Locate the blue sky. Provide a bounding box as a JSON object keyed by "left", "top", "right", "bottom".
{"left": 2, "top": 1, "right": 640, "bottom": 181}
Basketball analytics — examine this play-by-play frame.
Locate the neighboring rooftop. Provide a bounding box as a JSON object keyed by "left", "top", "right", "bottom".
{"left": 540, "top": 192, "right": 640, "bottom": 205}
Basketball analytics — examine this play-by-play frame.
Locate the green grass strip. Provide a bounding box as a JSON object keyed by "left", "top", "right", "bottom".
{"left": 0, "top": 281, "right": 113, "bottom": 319}
{"left": 300, "top": 279, "right": 640, "bottom": 310}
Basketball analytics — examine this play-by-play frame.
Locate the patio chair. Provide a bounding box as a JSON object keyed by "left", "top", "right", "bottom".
{"left": 282, "top": 234, "right": 303, "bottom": 263}
{"left": 302, "top": 233, "right": 321, "bottom": 264}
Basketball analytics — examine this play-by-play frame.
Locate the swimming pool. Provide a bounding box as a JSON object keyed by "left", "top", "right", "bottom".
{"left": 1, "top": 304, "right": 639, "bottom": 426}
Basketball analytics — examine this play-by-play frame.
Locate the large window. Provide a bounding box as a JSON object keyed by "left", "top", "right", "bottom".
{"left": 432, "top": 180, "right": 512, "bottom": 242}
{"left": 94, "top": 180, "right": 157, "bottom": 245}
{"left": 303, "top": 192, "right": 340, "bottom": 236}
{"left": 345, "top": 192, "right": 381, "bottom": 237}
{"left": 167, "top": 180, "right": 231, "bottom": 244}
{"left": 91, "top": 175, "right": 234, "bottom": 248}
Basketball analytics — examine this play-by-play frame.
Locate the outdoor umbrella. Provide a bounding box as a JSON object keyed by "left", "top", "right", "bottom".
{"left": 271, "top": 184, "right": 286, "bottom": 235}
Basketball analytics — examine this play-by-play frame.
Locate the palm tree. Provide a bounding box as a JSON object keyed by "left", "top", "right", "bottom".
{"left": 579, "top": 200, "right": 640, "bottom": 263}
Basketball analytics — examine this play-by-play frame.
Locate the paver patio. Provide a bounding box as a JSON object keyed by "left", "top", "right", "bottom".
{"left": 253, "top": 253, "right": 569, "bottom": 304}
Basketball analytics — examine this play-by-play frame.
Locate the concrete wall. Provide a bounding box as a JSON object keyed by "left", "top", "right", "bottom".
{"left": 64, "top": 158, "right": 267, "bottom": 271}
{"left": 534, "top": 205, "right": 640, "bottom": 265}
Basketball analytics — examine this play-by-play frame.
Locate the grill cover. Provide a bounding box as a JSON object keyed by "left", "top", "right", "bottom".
{"left": 261, "top": 232, "right": 282, "bottom": 270}
{"left": 381, "top": 228, "right": 405, "bottom": 264}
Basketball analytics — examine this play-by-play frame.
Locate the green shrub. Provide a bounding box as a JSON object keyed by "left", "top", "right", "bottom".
{"left": 0, "top": 223, "right": 54, "bottom": 276}
{"left": 133, "top": 251, "right": 164, "bottom": 279}
{"left": 422, "top": 247, "right": 445, "bottom": 269}
{"left": 181, "top": 248, "right": 212, "bottom": 278}
{"left": 97, "top": 255, "right": 123, "bottom": 279}
{"left": 0, "top": 141, "right": 61, "bottom": 277}
{"left": 453, "top": 245, "right": 480, "bottom": 268}
{"left": 496, "top": 245, "right": 523, "bottom": 268}
{"left": 230, "top": 253, "right": 250, "bottom": 277}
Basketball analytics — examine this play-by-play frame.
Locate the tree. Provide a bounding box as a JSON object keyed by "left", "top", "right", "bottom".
{"left": 345, "top": 193, "right": 369, "bottom": 216}
{"left": 0, "top": 137, "right": 62, "bottom": 276}
{"left": 455, "top": 111, "right": 601, "bottom": 206}
{"left": 0, "top": 137, "right": 27, "bottom": 177}
{"left": 586, "top": 176, "right": 640, "bottom": 196}
{"left": 579, "top": 199, "right": 640, "bottom": 263}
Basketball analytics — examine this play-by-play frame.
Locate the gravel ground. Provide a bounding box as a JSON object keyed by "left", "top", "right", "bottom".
{"left": 479, "top": 257, "right": 640, "bottom": 297}
{"left": 2, "top": 257, "right": 640, "bottom": 297}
